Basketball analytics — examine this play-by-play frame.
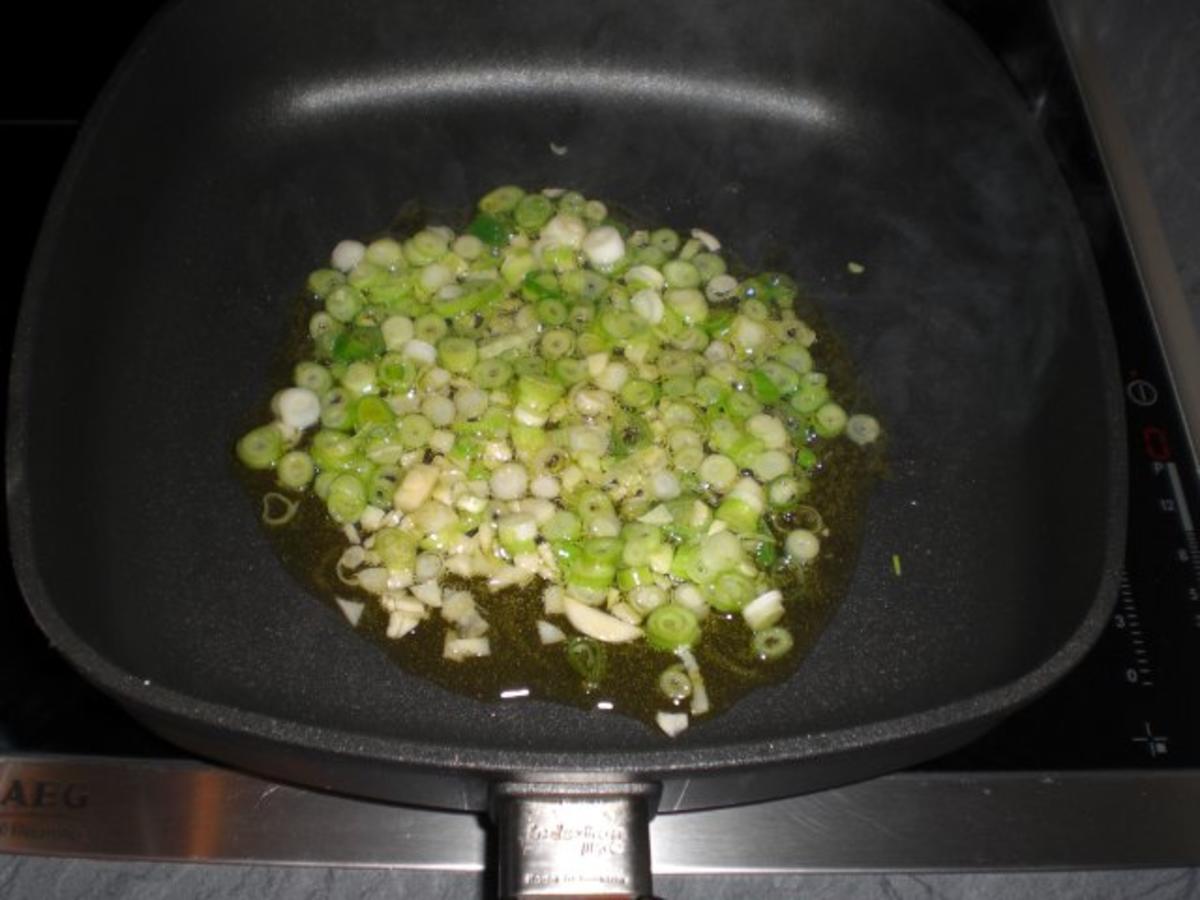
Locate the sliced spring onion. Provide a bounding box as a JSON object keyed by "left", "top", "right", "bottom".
{"left": 813, "top": 402, "right": 848, "bottom": 438}
{"left": 472, "top": 358, "right": 513, "bottom": 389}
{"left": 515, "top": 193, "right": 555, "bottom": 231}
{"left": 644, "top": 604, "right": 701, "bottom": 652}
{"left": 543, "top": 509, "right": 582, "bottom": 541}
{"left": 261, "top": 491, "right": 299, "bottom": 526}
{"left": 374, "top": 528, "right": 418, "bottom": 573}
{"left": 294, "top": 361, "right": 333, "bottom": 394}
{"left": 752, "top": 626, "right": 794, "bottom": 661}
{"left": 845, "top": 413, "right": 882, "bottom": 445}
{"left": 565, "top": 636, "right": 607, "bottom": 687}
{"left": 791, "top": 381, "right": 829, "bottom": 414}
{"left": 479, "top": 185, "right": 525, "bottom": 214}
{"left": 237, "top": 424, "right": 283, "bottom": 470}
{"left": 699, "top": 454, "right": 738, "bottom": 492}
{"left": 786, "top": 529, "right": 820, "bottom": 563}
{"left": 658, "top": 664, "right": 693, "bottom": 701}
{"left": 307, "top": 268, "right": 345, "bottom": 298}
{"left": 325, "top": 284, "right": 364, "bottom": 323}
{"left": 651, "top": 228, "right": 680, "bottom": 255}
{"left": 326, "top": 474, "right": 367, "bottom": 524}
{"left": 663, "top": 259, "right": 701, "bottom": 289}
{"left": 704, "top": 572, "right": 756, "bottom": 613}
{"left": 693, "top": 251, "right": 726, "bottom": 282}
{"left": 277, "top": 450, "right": 315, "bottom": 490}
{"left": 381, "top": 316, "right": 415, "bottom": 350}
{"left": 583, "top": 199, "right": 607, "bottom": 222}
{"left": 236, "top": 184, "right": 881, "bottom": 731}
{"left": 437, "top": 336, "right": 478, "bottom": 374}
{"left": 491, "top": 463, "right": 529, "bottom": 501}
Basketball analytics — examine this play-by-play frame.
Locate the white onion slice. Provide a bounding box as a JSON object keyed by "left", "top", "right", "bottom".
{"left": 331, "top": 239, "right": 365, "bottom": 272}
{"left": 272, "top": 387, "right": 320, "bottom": 431}
{"left": 581, "top": 226, "right": 625, "bottom": 267}
{"left": 742, "top": 590, "right": 785, "bottom": 632}
{"left": 402, "top": 339, "right": 437, "bottom": 366}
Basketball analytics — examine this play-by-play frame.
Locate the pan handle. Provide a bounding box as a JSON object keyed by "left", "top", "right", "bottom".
{"left": 491, "top": 781, "right": 660, "bottom": 899}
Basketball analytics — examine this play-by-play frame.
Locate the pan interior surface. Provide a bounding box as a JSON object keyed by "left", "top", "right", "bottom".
{"left": 10, "top": 0, "right": 1123, "bottom": 783}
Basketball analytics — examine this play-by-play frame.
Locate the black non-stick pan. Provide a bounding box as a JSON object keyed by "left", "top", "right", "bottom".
{"left": 8, "top": 0, "right": 1125, "bottom": 893}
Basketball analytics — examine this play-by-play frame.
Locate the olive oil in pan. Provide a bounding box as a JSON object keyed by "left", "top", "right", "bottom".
{"left": 244, "top": 431, "right": 878, "bottom": 729}
{"left": 237, "top": 201, "right": 884, "bottom": 730}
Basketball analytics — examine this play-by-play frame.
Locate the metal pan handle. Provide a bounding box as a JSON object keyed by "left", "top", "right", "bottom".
{"left": 491, "top": 781, "right": 660, "bottom": 899}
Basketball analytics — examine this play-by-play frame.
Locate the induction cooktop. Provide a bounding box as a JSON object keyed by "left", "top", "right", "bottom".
{"left": 3, "top": 0, "right": 1199, "bottom": 877}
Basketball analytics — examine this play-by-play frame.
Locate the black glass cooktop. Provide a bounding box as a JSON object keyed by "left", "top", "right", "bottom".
{"left": 3, "top": 0, "right": 1199, "bottom": 772}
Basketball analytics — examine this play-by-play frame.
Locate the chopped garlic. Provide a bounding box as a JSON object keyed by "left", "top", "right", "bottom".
{"left": 676, "top": 648, "right": 710, "bottom": 716}
{"left": 458, "top": 610, "right": 490, "bottom": 638}
{"left": 386, "top": 570, "right": 414, "bottom": 591}
{"left": 439, "top": 590, "right": 475, "bottom": 625}
{"left": 656, "top": 711, "right": 690, "bottom": 737}
{"left": 610, "top": 602, "right": 643, "bottom": 626}
{"left": 742, "top": 590, "right": 785, "bottom": 632}
{"left": 386, "top": 611, "right": 421, "bottom": 639}
{"left": 444, "top": 554, "right": 475, "bottom": 578}
{"left": 543, "top": 584, "right": 565, "bottom": 615}
{"left": 564, "top": 595, "right": 642, "bottom": 643}
{"left": 411, "top": 580, "right": 442, "bottom": 608}
{"left": 358, "top": 505, "right": 386, "bottom": 532}
{"left": 488, "top": 565, "right": 533, "bottom": 592}
{"left": 382, "top": 594, "right": 427, "bottom": 617}
{"left": 355, "top": 567, "right": 390, "bottom": 594}
{"left": 338, "top": 545, "right": 366, "bottom": 570}
{"left": 393, "top": 465, "right": 439, "bottom": 512}
{"left": 444, "top": 635, "right": 491, "bottom": 660}
{"left": 335, "top": 597, "right": 365, "bottom": 627}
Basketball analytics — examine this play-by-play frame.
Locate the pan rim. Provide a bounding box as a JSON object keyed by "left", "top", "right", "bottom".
{"left": 5, "top": 536, "right": 1125, "bottom": 777}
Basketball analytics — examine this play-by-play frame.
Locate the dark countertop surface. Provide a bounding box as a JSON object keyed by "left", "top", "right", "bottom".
{"left": 3, "top": 0, "right": 1198, "bottom": 896}
{"left": 0, "top": 862, "right": 1197, "bottom": 900}
{"left": 1095, "top": 0, "right": 1200, "bottom": 336}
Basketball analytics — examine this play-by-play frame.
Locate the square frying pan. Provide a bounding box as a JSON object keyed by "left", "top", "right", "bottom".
{"left": 7, "top": 0, "right": 1124, "bottom": 823}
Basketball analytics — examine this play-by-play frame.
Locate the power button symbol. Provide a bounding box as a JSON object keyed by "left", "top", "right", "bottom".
{"left": 1127, "top": 379, "right": 1158, "bottom": 407}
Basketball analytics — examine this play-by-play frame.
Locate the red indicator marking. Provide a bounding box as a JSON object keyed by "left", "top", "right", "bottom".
{"left": 1142, "top": 426, "right": 1171, "bottom": 461}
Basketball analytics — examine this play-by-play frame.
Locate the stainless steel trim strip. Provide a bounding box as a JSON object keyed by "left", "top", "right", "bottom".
{"left": 3, "top": 757, "right": 1199, "bottom": 870}
{"left": 1054, "top": 0, "right": 1200, "bottom": 476}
